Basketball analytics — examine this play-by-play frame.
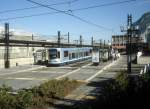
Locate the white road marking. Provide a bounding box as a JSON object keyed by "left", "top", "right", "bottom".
{"left": 55, "top": 63, "right": 92, "bottom": 80}
{"left": 49, "top": 66, "right": 78, "bottom": 69}
{"left": 1, "top": 77, "right": 48, "bottom": 81}
{"left": 32, "top": 71, "right": 66, "bottom": 74}
{"left": 85, "top": 60, "right": 118, "bottom": 82}
{"left": 0, "top": 66, "right": 46, "bottom": 76}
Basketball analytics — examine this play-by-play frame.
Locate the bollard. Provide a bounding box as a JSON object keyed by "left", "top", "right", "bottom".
{"left": 140, "top": 69, "right": 143, "bottom": 75}
{"left": 144, "top": 65, "right": 147, "bottom": 74}
{"left": 147, "top": 64, "right": 150, "bottom": 70}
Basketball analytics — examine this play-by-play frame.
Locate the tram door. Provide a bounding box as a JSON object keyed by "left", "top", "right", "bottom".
{"left": 92, "top": 48, "right": 100, "bottom": 65}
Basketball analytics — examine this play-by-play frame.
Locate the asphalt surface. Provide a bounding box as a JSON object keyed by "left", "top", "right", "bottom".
{"left": 0, "top": 59, "right": 108, "bottom": 90}
{"left": 0, "top": 55, "right": 145, "bottom": 109}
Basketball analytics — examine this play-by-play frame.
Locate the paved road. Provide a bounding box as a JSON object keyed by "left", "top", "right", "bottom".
{"left": 0, "top": 56, "right": 144, "bottom": 90}
{"left": 0, "top": 55, "right": 145, "bottom": 108}
{"left": 0, "top": 59, "right": 110, "bottom": 90}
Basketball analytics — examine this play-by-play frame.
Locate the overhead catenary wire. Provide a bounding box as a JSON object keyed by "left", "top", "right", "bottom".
{"left": 0, "top": 0, "right": 78, "bottom": 14}
{"left": 72, "top": 0, "right": 136, "bottom": 11}
{"left": 25, "top": 0, "right": 113, "bottom": 31}
{"left": 0, "top": 0, "right": 137, "bottom": 22}
{"left": 0, "top": 0, "right": 136, "bottom": 14}
{"left": 0, "top": 12, "right": 59, "bottom": 21}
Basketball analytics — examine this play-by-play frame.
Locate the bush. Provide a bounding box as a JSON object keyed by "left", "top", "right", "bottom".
{"left": 115, "top": 72, "right": 129, "bottom": 91}
{"left": 93, "top": 71, "right": 150, "bottom": 108}
{"left": 0, "top": 78, "right": 81, "bottom": 109}
{"left": 38, "top": 78, "right": 80, "bottom": 98}
{"left": 15, "top": 90, "right": 33, "bottom": 109}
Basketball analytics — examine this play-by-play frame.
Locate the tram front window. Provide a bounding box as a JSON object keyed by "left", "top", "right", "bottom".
{"left": 49, "top": 49, "right": 57, "bottom": 59}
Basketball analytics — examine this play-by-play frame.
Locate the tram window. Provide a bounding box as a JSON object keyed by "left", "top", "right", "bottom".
{"left": 90, "top": 49, "right": 92, "bottom": 53}
{"left": 57, "top": 51, "right": 60, "bottom": 58}
{"left": 49, "top": 49, "right": 57, "bottom": 59}
{"left": 86, "top": 52, "right": 88, "bottom": 56}
{"left": 79, "top": 52, "right": 82, "bottom": 57}
{"left": 81, "top": 52, "right": 83, "bottom": 57}
{"left": 76, "top": 53, "right": 78, "bottom": 58}
{"left": 72, "top": 53, "right": 75, "bottom": 59}
{"left": 69, "top": 54, "right": 72, "bottom": 60}
{"left": 64, "top": 51, "right": 68, "bottom": 57}
{"left": 42, "top": 51, "right": 46, "bottom": 57}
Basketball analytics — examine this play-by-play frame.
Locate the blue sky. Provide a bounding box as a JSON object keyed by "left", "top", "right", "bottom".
{"left": 0, "top": 0, "right": 150, "bottom": 44}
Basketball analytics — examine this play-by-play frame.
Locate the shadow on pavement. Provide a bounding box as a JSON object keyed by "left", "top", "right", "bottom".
{"left": 52, "top": 77, "right": 114, "bottom": 109}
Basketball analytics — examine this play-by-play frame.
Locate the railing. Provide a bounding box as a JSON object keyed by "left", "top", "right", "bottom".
{"left": 140, "top": 63, "right": 150, "bottom": 74}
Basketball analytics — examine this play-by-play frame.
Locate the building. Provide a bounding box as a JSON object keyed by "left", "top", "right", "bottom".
{"left": 112, "top": 35, "right": 143, "bottom": 51}
{"left": 0, "top": 35, "right": 35, "bottom": 68}
{"left": 112, "top": 12, "right": 150, "bottom": 51}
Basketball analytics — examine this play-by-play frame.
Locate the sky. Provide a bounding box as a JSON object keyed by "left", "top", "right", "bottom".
{"left": 0, "top": 0, "right": 150, "bottom": 44}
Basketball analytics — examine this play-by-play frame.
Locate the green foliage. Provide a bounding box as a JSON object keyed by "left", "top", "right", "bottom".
{"left": 38, "top": 78, "right": 79, "bottom": 98}
{"left": 97, "top": 70, "right": 150, "bottom": 108}
{"left": 115, "top": 72, "right": 129, "bottom": 91}
{"left": 102, "top": 58, "right": 108, "bottom": 62}
{"left": 0, "top": 90, "right": 16, "bottom": 109}
{"left": 0, "top": 84, "right": 13, "bottom": 92}
{"left": 141, "top": 72, "right": 150, "bottom": 83}
{"left": 0, "top": 78, "right": 80, "bottom": 109}
{"left": 15, "top": 90, "right": 33, "bottom": 109}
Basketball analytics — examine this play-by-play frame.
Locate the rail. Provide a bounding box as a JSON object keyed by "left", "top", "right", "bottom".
{"left": 140, "top": 63, "right": 150, "bottom": 74}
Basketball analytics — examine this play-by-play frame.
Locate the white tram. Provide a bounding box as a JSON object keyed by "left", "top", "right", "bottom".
{"left": 92, "top": 48, "right": 100, "bottom": 64}
{"left": 35, "top": 47, "right": 92, "bottom": 65}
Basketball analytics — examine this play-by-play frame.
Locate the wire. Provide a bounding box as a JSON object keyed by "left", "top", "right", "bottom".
{"left": 72, "top": 0, "right": 136, "bottom": 11}
{"left": 26, "top": 0, "right": 113, "bottom": 31}
{"left": 0, "top": 0, "right": 136, "bottom": 22}
{"left": 0, "top": 0, "right": 78, "bottom": 14}
{"left": 0, "top": 12, "right": 59, "bottom": 21}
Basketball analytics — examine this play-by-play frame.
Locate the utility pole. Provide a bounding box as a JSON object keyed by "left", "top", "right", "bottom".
{"left": 127, "top": 14, "right": 132, "bottom": 73}
{"left": 32, "top": 34, "right": 34, "bottom": 40}
{"left": 99, "top": 39, "right": 102, "bottom": 62}
{"left": 91, "top": 37, "right": 94, "bottom": 46}
{"left": 80, "top": 35, "right": 82, "bottom": 46}
{"left": 108, "top": 40, "right": 110, "bottom": 60}
{"left": 4, "top": 23, "right": 10, "bottom": 68}
{"left": 100, "top": 39, "right": 102, "bottom": 49}
{"left": 104, "top": 40, "right": 105, "bottom": 49}
{"left": 121, "top": 14, "right": 139, "bottom": 73}
{"left": 68, "top": 32, "right": 70, "bottom": 44}
{"left": 58, "top": 31, "right": 61, "bottom": 47}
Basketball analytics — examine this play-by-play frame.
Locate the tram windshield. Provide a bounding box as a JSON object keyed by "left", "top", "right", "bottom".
{"left": 49, "top": 49, "right": 57, "bottom": 59}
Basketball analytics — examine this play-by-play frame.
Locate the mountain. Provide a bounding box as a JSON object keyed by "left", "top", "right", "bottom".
{"left": 134, "top": 12, "right": 150, "bottom": 34}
